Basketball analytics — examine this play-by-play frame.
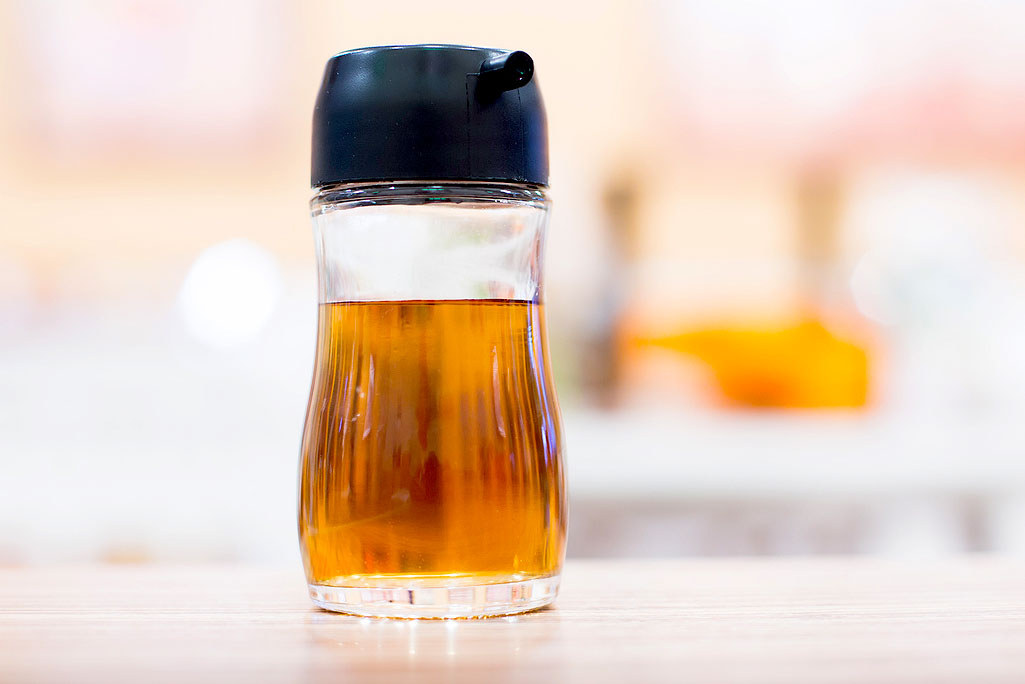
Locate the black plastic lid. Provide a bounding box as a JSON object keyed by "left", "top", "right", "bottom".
{"left": 312, "top": 44, "right": 548, "bottom": 188}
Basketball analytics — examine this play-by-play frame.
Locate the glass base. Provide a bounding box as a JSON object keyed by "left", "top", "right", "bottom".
{"left": 308, "top": 574, "right": 560, "bottom": 619}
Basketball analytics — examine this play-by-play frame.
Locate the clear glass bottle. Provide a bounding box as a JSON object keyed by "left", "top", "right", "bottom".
{"left": 299, "top": 180, "right": 565, "bottom": 618}
{"left": 299, "top": 44, "right": 563, "bottom": 618}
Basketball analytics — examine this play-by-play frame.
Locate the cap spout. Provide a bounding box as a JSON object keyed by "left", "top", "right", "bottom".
{"left": 477, "top": 51, "right": 534, "bottom": 94}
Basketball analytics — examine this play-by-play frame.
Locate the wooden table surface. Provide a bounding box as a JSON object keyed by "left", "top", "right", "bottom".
{"left": 3, "top": 558, "right": 1025, "bottom": 683}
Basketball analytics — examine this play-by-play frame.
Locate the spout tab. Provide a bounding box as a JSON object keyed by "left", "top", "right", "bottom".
{"left": 478, "top": 50, "right": 534, "bottom": 93}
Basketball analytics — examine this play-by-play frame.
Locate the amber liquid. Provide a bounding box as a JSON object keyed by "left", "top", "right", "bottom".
{"left": 299, "top": 299, "right": 565, "bottom": 587}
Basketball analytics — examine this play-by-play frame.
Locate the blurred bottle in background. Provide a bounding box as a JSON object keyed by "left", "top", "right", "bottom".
{"left": 620, "top": 164, "right": 872, "bottom": 410}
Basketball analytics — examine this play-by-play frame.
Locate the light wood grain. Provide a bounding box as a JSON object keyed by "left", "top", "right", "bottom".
{"left": 2, "top": 558, "right": 1025, "bottom": 683}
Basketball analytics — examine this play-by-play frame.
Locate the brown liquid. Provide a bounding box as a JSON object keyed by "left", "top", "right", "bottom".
{"left": 299, "top": 300, "right": 565, "bottom": 587}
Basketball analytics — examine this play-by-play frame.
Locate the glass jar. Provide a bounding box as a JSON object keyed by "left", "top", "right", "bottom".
{"left": 299, "top": 180, "right": 565, "bottom": 618}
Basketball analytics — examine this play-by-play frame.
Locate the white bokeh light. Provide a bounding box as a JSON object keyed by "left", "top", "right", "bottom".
{"left": 178, "top": 239, "right": 283, "bottom": 348}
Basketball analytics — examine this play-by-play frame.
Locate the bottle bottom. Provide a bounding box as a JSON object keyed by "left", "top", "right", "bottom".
{"left": 307, "top": 573, "right": 560, "bottom": 619}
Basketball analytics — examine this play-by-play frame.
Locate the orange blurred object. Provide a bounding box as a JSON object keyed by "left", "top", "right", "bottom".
{"left": 639, "top": 320, "right": 870, "bottom": 409}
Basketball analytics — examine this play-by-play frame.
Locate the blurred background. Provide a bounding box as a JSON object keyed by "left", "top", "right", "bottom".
{"left": 4, "top": 0, "right": 1025, "bottom": 565}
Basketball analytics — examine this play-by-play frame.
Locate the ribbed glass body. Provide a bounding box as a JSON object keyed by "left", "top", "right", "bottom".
{"left": 299, "top": 183, "right": 565, "bottom": 618}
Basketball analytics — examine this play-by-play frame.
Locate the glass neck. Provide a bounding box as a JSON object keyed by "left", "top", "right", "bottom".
{"left": 312, "top": 181, "right": 548, "bottom": 211}
{"left": 311, "top": 182, "right": 551, "bottom": 304}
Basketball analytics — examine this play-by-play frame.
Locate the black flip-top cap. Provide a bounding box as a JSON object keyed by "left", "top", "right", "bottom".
{"left": 312, "top": 44, "right": 548, "bottom": 187}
